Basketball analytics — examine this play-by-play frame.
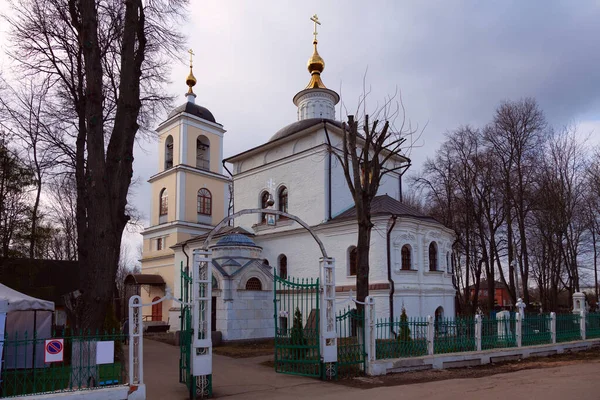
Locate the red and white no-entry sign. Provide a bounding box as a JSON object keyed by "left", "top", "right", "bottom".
{"left": 44, "top": 339, "right": 64, "bottom": 363}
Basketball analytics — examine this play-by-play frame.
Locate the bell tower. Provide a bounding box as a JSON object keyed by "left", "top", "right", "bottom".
{"left": 140, "top": 50, "right": 230, "bottom": 319}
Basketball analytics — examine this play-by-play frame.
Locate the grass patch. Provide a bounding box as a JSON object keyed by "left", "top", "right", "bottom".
{"left": 213, "top": 339, "right": 274, "bottom": 358}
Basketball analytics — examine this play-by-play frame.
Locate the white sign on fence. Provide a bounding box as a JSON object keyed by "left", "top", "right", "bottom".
{"left": 44, "top": 339, "right": 64, "bottom": 363}
{"left": 96, "top": 340, "right": 115, "bottom": 364}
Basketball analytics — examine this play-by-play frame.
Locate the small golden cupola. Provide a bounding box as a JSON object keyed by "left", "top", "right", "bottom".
{"left": 186, "top": 48, "right": 197, "bottom": 102}
{"left": 293, "top": 14, "right": 340, "bottom": 121}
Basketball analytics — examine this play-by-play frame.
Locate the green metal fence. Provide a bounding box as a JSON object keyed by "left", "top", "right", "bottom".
{"left": 274, "top": 275, "right": 321, "bottom": 378}
{"left": 375, "top": 317, "right": 428, "bottom": 359}
{"left": 556, "top": 314, "right": 581, "bottom": 343}
{"left": 434, "top": 317, "right": 476, "bottom": 354}
{"left": 481, "top": 315, "right": 517, "bottom": 350}
{"left": 521, "top": 314, "right": 552, "bottom": 346}
{"left": 0, "top": 329, "right": 125, "bottom": 398}
{"left": 335, "top": 308, "right": 365, "bottom": 378}
{"left": 587, "top": 313, "right": 600, "bottom": 339}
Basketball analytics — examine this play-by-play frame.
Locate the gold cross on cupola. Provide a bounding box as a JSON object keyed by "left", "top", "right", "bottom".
{"left": 188, "top": 48, "right": 195, "bottom": 67}
{"left": 310, "top": 14, "right": 321, "bottom": 42}
{"left": 186, "top": 48, "right": 197, "bottom": 97}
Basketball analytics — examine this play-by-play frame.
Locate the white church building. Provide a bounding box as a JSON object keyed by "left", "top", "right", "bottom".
{"left": 139, "top": 26, "right": 456, "bottom": 341}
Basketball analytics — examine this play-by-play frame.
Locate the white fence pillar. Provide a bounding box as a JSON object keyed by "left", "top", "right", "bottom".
{"left": 191, "top": 249, "right": 212, "bottom": 388}
{"left": 550, "top": 312, "right": 557, "bottom": 344}
{"left": 427, "top": 315, "right": 434, "bottom": 356}
{"left": 364, "top": 296, "right": 376, "bottom": 371}
{"left": 475, "top": 315, "right": 482, "bottom": 352}
{"left": 580, "top": 310, "right": 586, "bottom": 340}
{"left": 128, "top": 295, "right": 144, "bottom": 385}
{"left": 319, "top": 257, "right": 337, "bottom": 368}
{"left": 515, "top": 313, "right": 522, "bottom": 348}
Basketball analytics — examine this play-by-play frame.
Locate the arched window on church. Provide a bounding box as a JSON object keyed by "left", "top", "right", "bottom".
{"left": 245, "top": 277, "right": 262, "bottom": 291}
{"left": 197, "top": 188, "right": 212, "bottom": 215}
{"left": 165, "top": 135, "right": 174, "bottom": 170}
{"left": 196, "top": 135, "right": 210, "bottom": 171}
{"left": 159, "top": 188, "right": 168, "bottom": 223}
{"left": 348, "top": 246, "right": 358, "bottom": 276}
{"left": 260, "top": 191, "right": 270, "bottom": 223}
{"left": 278, "top": 186, "right": 288, "bottom": 215}
{"left": 429, "top": 242, "right": 438, "bottom": 271}
{"left": 278, "top": 254, "right": 288, "bottom": 279}
{"left": 401, "top": 245, "right": 412, "bottom": 270}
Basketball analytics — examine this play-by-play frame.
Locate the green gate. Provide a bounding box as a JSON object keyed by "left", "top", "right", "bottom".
{"left": 274, "top": 275, "right": 321, "bottom": 377}
{"left": 336, "top": 307, "right": 366, "bottom": 378}
{"left": 179, "top": 263, "right": 193, "bottom": 395}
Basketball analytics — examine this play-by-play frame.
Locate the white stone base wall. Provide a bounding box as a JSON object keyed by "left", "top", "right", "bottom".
{"left": 368, "top": 338, "right": 600, "bottom": 376}
{"left": 218, "top": 290, "right": 274, "bottom": 341}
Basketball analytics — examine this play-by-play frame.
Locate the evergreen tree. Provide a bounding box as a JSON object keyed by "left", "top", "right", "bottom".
{"left": 291, "top": 307, "right": 306, "bottom": 359}
{"left": 398, "top": 307, "right": 411, "bottom": 342}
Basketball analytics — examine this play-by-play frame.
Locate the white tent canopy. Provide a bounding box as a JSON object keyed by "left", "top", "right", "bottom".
{"left": 0, "top": 283, "right": 54, "bottom": 312}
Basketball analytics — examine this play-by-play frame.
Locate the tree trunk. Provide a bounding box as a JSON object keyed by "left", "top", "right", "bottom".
{"left": 355, "top": 218, "right": 372, "bottom": 313}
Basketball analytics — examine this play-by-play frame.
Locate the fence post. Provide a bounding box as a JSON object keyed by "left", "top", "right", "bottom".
{"left": 427, "top": 315, "right": 434, "bottom": 355}
{"left": 550, "top": 312, "right": 556, "bottom": 344}
{"left": 475, "top": 314, "right": 482, "bottom": 352}
{"left": 515, "top": 312, "right": 522, "bottom": 347}
{"left": 364, "top": 296, "right": 376, "bottom": 373}
{"left": 580, "top": 310, "right": 586, "bottom": 340}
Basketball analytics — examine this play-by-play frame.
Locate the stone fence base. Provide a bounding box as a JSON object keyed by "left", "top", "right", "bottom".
{"left": 9, "top": 384, "right": 146, "bottom": 400}
{"left": 369, "top": 339, "right": 600, "bottom": 376}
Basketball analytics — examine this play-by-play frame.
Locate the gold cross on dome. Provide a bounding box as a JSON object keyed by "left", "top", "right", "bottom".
{"left": 310, "top": 14, "right": 321, "bottom": 41}
{"left": 188, "top": 48, "right": 195, "bottom": 67}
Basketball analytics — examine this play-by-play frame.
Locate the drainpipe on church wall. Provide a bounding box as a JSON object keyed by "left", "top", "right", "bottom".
{"left": 322, "top": 121, "right": 332, "bottom": 221}
{"left": 387, "top": 215, "right": 398, "bottom": 337}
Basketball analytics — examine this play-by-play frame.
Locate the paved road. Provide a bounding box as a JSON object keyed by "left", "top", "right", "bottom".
{"left": 143, "top": 339, "right": 600, "bottom": 399}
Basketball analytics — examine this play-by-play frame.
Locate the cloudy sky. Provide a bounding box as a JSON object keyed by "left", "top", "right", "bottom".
{"left": 2, "top": 1, "right": 600, "bottom": 253}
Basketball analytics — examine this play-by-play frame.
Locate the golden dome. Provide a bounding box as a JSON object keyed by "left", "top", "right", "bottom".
{"left": 306, "top": 40, "right": 327, "bottom": 89}
{"left": 186, "top": 67, "right": 197, "bottom": 95}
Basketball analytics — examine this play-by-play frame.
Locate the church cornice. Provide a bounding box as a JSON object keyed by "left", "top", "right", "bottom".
{"left": 148, "top": 164, "right": 231, "bottom": 184}
{"left": 142, "top": 220, "right": 214, "bottom": 236}
{"left": 224, "top": 120, "right": 342, "bottom": 164}
{"left": 157, "top": 111, "right": 226, "bottom": 135}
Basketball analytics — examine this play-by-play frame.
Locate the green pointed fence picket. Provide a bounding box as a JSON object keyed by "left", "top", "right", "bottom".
{"left": 434, "top": 317, "right": 476, "bottom": 354}
{"left": 587, "top": 313, "right": 600, "bottom": 339}
{"left": 556, "top": 314, "right": 581, "bottom": 342}
{"left": 375, "top": 317, "right": 428, "bottom": 359}
{"left": 521, "top": 314, "right": 552, "bottom": 346}
{"left": 481, "top": 315, "right": 517, "bottom": 350}
{"left": 0, "top": 329, "right": 125, "bottom": 398}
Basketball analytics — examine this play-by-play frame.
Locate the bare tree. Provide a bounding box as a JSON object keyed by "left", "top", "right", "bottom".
{"left": 325, "top": 94, "right": 416, "bottom": 305}
{"left": 5, "top": 0, "right": 187, "bottom": 329}
{"left": 484, "top": 98, "right": 547, "bottom": 305}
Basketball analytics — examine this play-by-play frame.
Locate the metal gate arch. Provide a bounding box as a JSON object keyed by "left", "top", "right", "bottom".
{"left": 197, "top": 209, "right": 338, "bottom": 378}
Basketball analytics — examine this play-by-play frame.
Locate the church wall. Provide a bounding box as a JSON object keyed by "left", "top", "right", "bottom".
{"left": 158, "top": 124, "right": 181, "bottom": 169}
{"left": 217, "top": 290, "right": 274, "bottom": 341}
{"left": 254, "top": 217, "right": 456, "bottom": 320}
{"left": 150, "top": 174, "right": 177, "bottom": 226}
{"left": 233, "top": 149, "right": 327, "bottom": 229}
{"left": 185, "top": 124, "right": 222, "bottom": 173}
{"left": 156, "top": 125, "right": 179, "bottom": 172}
{"left": 183, "top": 173, "right": 226, "bottom": 225}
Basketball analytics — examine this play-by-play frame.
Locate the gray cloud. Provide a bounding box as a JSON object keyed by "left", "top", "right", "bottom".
{"left": 126, "top": 0, "right": 600, "bottom": 223}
